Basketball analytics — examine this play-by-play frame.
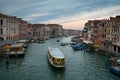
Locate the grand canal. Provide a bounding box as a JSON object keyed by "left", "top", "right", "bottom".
{"left": 0, "top": 36, "right": 120, "bottom": 80}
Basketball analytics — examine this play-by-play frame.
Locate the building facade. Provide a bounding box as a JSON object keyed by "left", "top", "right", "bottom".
{"left": 18, "top": 19, "right": 29, "bottom": 40}
{"left": 47, "top": 24, "right": 63, "bottom": 38}
{"left": 83, "top": 15, "right": 120, "bottom": 55}
{"left": 0, "top": 13, "right": 19, "bottom": 41}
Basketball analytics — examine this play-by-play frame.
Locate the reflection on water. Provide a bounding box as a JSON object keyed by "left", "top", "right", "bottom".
{"left": 0, "top": 36, "right": 120, "bottom": 80}
{"left": 48, "top": 59, "right": 65, "bottom": 80}
{"left": 56, "top": 73, "right": 62, "bottom": 80}
{"left": 5, "top": 57, "right": 25, "bottom": 70}
{"left": 15, "top": 59, "right": 22, "bottom": 64}
{"left": 51, "top": 68, "right": 65, "bottom": 80}
{"left": 6, "top": 64, "right": 9, "bottom": 69}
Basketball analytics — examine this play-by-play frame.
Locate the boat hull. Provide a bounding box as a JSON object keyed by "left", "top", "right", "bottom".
{"left": 109, "top": 66, "right": 120, "bottom": 76}
{"left": 108, "top": 57, "right": 120, "bottom": 76}
{"left": 47, "top": 54, "right": 65, "bottom": 68}
{"left": 72, "top": 45, "right": 87, "bottom": 50}
{"left": 7, "top": 51, "right": 25, "bottom": 57}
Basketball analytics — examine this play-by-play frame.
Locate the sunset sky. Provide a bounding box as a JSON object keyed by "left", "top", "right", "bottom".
{"left": 0, "top": 0, "right": 120, "bottom": 30}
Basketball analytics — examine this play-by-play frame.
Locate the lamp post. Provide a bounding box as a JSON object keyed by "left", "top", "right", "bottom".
{"left": 6, "top": 49, "right": 10, "bottom": 64}
{"left": 105, "top": 40, "right": 112, "bottom": 66}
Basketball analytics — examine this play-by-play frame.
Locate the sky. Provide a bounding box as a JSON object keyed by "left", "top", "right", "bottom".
{"left": 0, "top": 0, "right": 120, "bottom": 30}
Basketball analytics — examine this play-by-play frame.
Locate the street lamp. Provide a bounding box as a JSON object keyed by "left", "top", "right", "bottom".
{"left": 6, "top": 49, "right": 10, "bottom": 64}
{"left": 105, "top": 40, "right": 112, "bottom": 66}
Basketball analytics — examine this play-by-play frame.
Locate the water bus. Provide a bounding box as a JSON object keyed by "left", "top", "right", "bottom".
{"left": 47, "top": 47, "right": 65, "bottom": 68}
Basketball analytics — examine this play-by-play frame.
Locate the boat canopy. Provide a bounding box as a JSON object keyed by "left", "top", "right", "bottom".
{"left": 83, "top": 41, "right": 93, "bottom": 44}
{"left": 10, "top": 43, "right": 24, "bottom": 48}
{"left": 48, "top": 47, "right": 64, "bottom": 59}
{"left": 18, "top": 40, "right": 29, "bottom": 43}
{"left": 117, "top": 60, "right": 120, "bottom": 64}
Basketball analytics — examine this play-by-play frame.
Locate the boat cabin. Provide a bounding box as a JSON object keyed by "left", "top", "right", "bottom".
{"left": 48, "top": 47, "right": 65, "bottom": 68}
{"left": 8, "top": 43, "right": 25, "bottom": 56}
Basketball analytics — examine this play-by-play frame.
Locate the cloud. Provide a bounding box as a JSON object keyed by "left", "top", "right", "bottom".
{"left": 40, "top": 5, "right": 120, "bottom": 29}
{"left": 23, "top": 13, "right": 49, "bottom": 21}
{"left": 0, "top": 0, "right": 120, "bottom": 30}
{"left": 1, "top": 0, "right": 51, "bottom": 15}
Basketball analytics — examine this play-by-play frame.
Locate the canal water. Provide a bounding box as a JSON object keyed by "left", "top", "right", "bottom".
{"left": 0, "top": 36, "right": 120, "bottom": 80}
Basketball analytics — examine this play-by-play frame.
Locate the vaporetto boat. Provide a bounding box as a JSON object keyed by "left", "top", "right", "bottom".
{"left": 47, "top": 47, "right": 65, "bottom": 68}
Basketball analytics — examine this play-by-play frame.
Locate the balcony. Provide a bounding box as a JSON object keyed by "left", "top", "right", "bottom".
{"left": 112, "top": 32, "right": 119, "bottom": 36}
{"left": 112, "top": 42, "right": 120, "bottom": 47}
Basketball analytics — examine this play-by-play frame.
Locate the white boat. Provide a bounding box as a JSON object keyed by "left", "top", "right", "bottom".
{"left": 109, "top": 57, "right": 120, "bottom": 76}
{"left": 18, "top": 39, "right": 29, "bottom": 43}
{"left": 18, "top": 39, "right": 29, "bottom": 49}
{"left": 47, "top": 47, "right": 65, "bottom": 68}
{"left": 7, "top": 43, "right": 25, "bottom": 57}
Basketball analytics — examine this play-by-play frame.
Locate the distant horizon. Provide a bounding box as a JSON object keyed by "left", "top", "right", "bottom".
{"left": 0, "top": 0, "right": 120, "bottom": 30}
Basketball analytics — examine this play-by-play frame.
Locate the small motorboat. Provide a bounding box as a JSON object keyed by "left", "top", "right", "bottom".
{"left": 60, "top": 42, "right": 68, "bottom": 46}
{"left": 72, "top": 43, "right": 87, "bottom": 50}
{"left": 108, "top": 57, "right": 120, "bottom": 76}
{"left": 57, "top": 40, "right": 60, "bottom": 42}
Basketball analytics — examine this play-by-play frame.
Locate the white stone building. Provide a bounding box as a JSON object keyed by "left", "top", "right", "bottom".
{"left": 0, "top": 13, "right": 19, "bottom": 41}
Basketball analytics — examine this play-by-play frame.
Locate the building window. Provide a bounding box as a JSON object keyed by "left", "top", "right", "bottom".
{"left": 0, "top": 28, "right": 3, "bottom": 34}
{"left": 114, "top": 46, "right": 116, "bottom": 52}
{"left": 6, "top": 20, "right": 9, "bottom": 26}
{"left": 7, "top": 37, "right": 8, "bottom": 40}
{"left": 0, "top": 19, "right": 3, "bottom": 25}
{"left": 118, "top": 47, "right": 120, "bottom": 53}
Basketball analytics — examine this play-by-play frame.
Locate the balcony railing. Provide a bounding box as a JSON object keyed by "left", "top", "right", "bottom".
{"left": 112, "top": 42, "right": 120, "bottom": 47}
{"left": 112, "top": 32, "right": 119, "bottom": 35}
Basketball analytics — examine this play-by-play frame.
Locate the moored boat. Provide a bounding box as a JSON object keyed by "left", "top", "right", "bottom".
{"left": 109, "top": 57, "right": 120, "bottom": 76}
{"left": 72, "top": 44, "right": 87, "bottom": 50}
{"left": 83, "top": 40, "right": 94, "bottom": 51}
{"left": 57, "top": 40, "right": 60, "bottom": 42}
{"left": 7, "top": 43, "right": 25, "bottom": 57}
{"left": 47, "top": 47, "right": 65, "bottom": 68}
{"left": 70, "top": 41, "right": 76, "bottom": 47}
{"left": 18, "top": 39, "right": 29, "bottom": 49}
{"left": 37, "top": 39, "right": 45, "bottom": 43}
{"left": 60, "top": 42, "right": 68, "bottom": 46}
